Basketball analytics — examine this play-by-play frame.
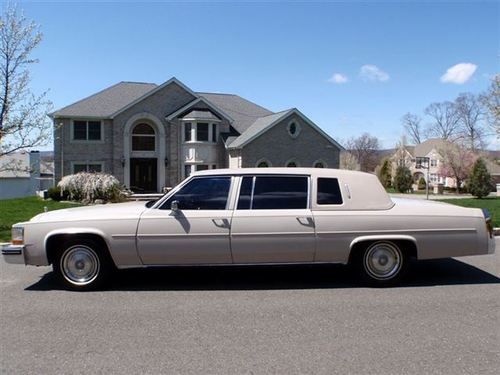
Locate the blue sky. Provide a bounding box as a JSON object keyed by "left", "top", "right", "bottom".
{"left": 13, "top": 0, "right": 500, "bottom": 149}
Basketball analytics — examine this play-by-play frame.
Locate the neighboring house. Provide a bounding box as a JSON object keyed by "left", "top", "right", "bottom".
{"left": 387, "top": 138, "right": 499, "bottom": 189}
{"left": 49, "top": 77, "right": 343, "bottom": 193}
{"left": 0, "top": 151, "right": 55, "bottom": 199}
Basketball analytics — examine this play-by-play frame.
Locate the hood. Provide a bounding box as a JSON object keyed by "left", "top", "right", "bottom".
{"left": 29, "top": 201, "right": 149, "bottom": 223}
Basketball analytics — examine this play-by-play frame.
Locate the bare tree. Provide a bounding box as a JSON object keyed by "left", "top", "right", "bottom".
{"left": 424, "top": 101, "right": 460, "bottom": 140}
{"left": 401, "top": 112, "right": 423, "bottom": 144}
{"left": 455, "top": 93, "right": 485, "bottom": 151}
{"left": 0, "top": 4, "right": 52, "bottom": 160}
{"left": 344, "top": 133, "right": 380, "bottom": 172}
{"left": 438, "top": 141, "right": 476, "bottom": 193}
{"left": 481, "top": 74, "right": 500, "bottom": 138}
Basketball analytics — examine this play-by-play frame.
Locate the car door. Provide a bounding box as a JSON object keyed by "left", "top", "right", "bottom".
{"left": 230, "top": 175, "right": 316, "bottom": 263}
{"left": 136, "top": 176, "right": 233, "bottom": 265}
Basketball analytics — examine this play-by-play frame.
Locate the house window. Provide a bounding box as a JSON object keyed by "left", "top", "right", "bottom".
{"left": 72, "top": 120, "right": 102, "bottom": 141}
{"left": 197, "top": 123, "right": 209, "bottom": 141}
{"left": 132, "top": 123, "right": 155, "bottom": 151}
{"left": 212, "top": 123, "right": 217, "bottom": 142}
{"left": 183, "top": 164, "right": 217, "bottom": 178}
{"left": 256, "top": 159, "right": 271, "bottom": 168}
{"left": 431, "top": 159, "right": 438, "bottom": 167}
{"left": 287, "top": 120, "right": 301, "bottom": 138}
{"left": 313, "top": 160, "right": 326, "bottom": 168}
{"left": 72, "top": 162, "right": 103, "bottom": 174}
{"left": 286, "top": 160, "right": 298, "bottom": 167}
{"left": 184, "top": 123, "right": 192, "bottom": 142}
{"left": 183, "top": 122, "right": 218, "bottom": 143}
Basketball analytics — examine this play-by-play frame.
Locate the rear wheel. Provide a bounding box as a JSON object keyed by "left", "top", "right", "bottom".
{"left": 53, "top": 238, "right": 111, "bottom": 291}
{"left": 356, "top": 241, "right": 408, "bottom": 287}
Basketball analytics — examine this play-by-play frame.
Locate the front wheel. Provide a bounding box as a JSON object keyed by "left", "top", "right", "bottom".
{"left": 357, "top": 241, "right": 408, "bottom": 287}
{"left": 53, "top": 239, "right": 111, "bottom": 291}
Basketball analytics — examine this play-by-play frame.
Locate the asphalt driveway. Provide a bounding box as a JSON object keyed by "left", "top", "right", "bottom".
{"left": 1, "top": 243, "right": 499, "bottom": 374}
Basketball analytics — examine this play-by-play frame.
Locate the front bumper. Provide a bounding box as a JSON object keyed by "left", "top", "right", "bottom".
{"left": 1, "top": 243, "right": 26, "bottom": 264}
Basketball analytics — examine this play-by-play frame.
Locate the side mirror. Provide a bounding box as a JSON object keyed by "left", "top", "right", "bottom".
{"left": 170, "top": 200, "right": 179, "bottom": 213}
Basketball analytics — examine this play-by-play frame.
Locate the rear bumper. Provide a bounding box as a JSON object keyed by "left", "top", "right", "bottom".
{"left": 1, "top": 243, "right": 26, "bottom": 264}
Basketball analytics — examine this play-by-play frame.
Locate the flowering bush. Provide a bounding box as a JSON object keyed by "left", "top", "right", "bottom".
{"left": 57, "top": 172, "right": 126, "bottom": 203}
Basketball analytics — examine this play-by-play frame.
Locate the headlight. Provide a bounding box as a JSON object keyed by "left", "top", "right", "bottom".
{"left": 12, "top": 227, "right": 24, "bottom": 245}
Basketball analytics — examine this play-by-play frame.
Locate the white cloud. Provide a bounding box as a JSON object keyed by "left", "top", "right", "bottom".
{"left": 440, "top": 63, "right": 477, "bottom": 84}
{"left": 359, "top": 65, "right": 390, "bottom": 82}
{"left": 327, "top": 73, "right": 349, "bottom": 84}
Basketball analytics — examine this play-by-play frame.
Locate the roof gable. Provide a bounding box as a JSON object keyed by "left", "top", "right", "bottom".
{"left": 228, "top": 108, "right": 344, "bottom": 150}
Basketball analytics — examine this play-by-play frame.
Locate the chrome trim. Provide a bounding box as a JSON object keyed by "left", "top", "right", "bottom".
{"left": 1, "top": 244, "right": 25, "bottom": 264}
{"left": 318, "top": 228, "right": 477, "bottom": 235}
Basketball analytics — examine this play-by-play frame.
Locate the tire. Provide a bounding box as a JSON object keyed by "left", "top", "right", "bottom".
{"left": 53, "top": 238, "right": 111, "bottom": 291}
{"left": 356, "top": 241, "right": 408, "bottom": 287}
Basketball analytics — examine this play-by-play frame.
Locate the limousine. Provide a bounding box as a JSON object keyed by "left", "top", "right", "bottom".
{"left": 2, "top": 168, "right": 495, "bottom": 290}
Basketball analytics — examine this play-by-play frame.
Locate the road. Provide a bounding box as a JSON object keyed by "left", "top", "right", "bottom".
{"left": 1, "top": 244, "right": 499, "bottom": 374}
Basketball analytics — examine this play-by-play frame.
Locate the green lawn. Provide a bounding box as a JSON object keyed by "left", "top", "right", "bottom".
{"left": 436, "top": 197, "right": 500, "bottom": 227}
{"left": 0, "top": 197, "right": 82, "bottom": 242}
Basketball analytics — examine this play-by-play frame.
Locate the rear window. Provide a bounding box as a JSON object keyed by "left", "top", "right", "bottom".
{"left": 317, "top": 178, "right": 343, "bottom": 205}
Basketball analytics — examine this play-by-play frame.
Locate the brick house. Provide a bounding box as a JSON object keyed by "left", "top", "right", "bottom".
{"left": 50, "top": 77, "right": 342, "bottom": 192}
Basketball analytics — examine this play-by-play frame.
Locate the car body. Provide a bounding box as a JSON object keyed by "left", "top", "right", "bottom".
{"left": 2, "top": 168, "right": 495, "bottom": 289}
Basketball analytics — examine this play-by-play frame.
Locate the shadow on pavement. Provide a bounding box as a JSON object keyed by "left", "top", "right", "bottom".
{"left": 26, "top": 257, "right": 500, "bottom": 292}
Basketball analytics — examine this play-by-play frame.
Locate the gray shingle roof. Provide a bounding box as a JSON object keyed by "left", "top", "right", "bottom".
{"left": 50, "top": 82, "right": 157, "bottom": 118}
{"left": 197, "top": 92, "right": 273, "bottom": 134}
{"left": 227, "top": 109, "right": 293, "bottom": 149}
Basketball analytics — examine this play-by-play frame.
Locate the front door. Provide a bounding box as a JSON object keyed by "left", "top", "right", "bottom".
{"left": 136, "top": 176, "right": 233, "bottom": 265}
{"left": 130, "top": 158, "right": 157, "bottom": 193}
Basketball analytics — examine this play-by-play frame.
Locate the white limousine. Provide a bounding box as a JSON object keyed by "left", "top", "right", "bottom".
{"left": 2, "top": 168, "right": 495, "bottom": 290}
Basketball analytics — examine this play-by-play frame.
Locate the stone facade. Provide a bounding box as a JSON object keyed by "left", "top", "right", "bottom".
{"left": 240, "top": 113, "right": 340, "bottom": 168}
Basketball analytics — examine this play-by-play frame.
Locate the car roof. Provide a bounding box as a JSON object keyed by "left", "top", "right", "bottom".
{"left": 192, "top": 167, "right": 373, "bottom": 178}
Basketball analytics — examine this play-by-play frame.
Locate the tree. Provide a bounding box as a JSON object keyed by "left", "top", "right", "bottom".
{"left": 401, "top": 112, "right": 423, "bottom": 144}
{"left": 481, "top": 74, "right": 500, "bottom": 138}
{"left": 339, "top": 151, "right": 360, "bottom": 170}
{"left": 455, "top": 93, "right": 485, "bottom": 151}
{"left": 417, "top": 177, "right": 426, "bottom": 190}
{"left": 0, "top": 4, "right": 52, "bottom": 162}
{"left": 375, "top": 158, "right": 392, "bottom": 188}
{"left": 438, "top": 141, "right": 476, "bottom": 193}
{"left": 424, "top": 101, "right": 460, "bottom": 140}
{"left": 344, "top": 133, "right": 380, "bottom": 172}
{"left": 393, "top": 165, "right": 412, "bottom": 193}
{"left": 468, "top": 158, "right": 492, "bottom": 198}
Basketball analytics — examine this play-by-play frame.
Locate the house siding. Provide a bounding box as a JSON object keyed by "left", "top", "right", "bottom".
{"left": 240, "top": 114, "right": 340, "bottom": 168}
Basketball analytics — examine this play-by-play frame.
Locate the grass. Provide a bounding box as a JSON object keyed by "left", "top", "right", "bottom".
{"left": 0, "top": 197, "right": 82, "bottom": 242}
{"left": 436, "top": 197, "right": 500, "bottom": 227}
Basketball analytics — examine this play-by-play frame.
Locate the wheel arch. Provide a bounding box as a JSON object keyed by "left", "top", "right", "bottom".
{"left": 347, "top": 235, "right": 418, "bottom": 264}
{"left": 45, "top": 228, "right": 115, "bottom": 266}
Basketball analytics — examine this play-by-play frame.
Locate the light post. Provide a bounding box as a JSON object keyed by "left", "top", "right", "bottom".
{"left": 415, "top": 156, "right": 430, "bottom": 200}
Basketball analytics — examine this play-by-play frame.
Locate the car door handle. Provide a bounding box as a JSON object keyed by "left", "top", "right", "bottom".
{"left": 212, "top": 218, "right": 230, "bottom": 229}
{"left": 296, "top": 217, "right": 314, "bottom": 227}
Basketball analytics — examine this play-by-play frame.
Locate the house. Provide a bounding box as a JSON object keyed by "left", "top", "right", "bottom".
{"left": 50, "top": 77, "right": 343, "bottom": 193}
{"left": 0, "top": 151, "right": 55, "bottom": 199}
{"left": 387, "top": 138, "right": 500, "bottom": 189}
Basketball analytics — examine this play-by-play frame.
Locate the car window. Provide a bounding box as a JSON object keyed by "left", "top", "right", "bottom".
{"left": 237, "top": 176, "right": 308, "bottom": 210}
{"left": 317, "top": 178, "right": 343, "bottom": 205}
{"left": 161, "top": 177, "right": 231, "bottom": 210}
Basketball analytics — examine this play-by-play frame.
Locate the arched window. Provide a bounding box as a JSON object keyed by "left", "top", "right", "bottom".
{"left": 256, "top": 159, "right": 271, "bottom": 168}
{"left": 132, "top": 123, "right": 155, "bottom": 151}
{"left": 313, "top": 160, "right": 327, "bottom": 168}
{"left": 286, "top": 160, "right": 298, "bottom": 167}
